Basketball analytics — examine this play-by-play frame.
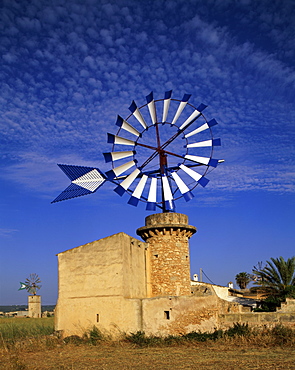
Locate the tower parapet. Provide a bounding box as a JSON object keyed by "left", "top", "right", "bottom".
{"left": 137, "top": 213, "right": 196, "bottom": 297}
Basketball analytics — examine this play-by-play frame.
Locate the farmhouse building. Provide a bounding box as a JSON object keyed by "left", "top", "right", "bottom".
{"left": 55, "top": 213, "right": 295, "bottom": 338}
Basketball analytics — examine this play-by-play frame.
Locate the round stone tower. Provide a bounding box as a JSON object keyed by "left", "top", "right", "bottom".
{"left": 136, "top": 213, "right": 196, "bottom": 297}
{"left": 28, "top": 295, "right": 41, "bottom": 318}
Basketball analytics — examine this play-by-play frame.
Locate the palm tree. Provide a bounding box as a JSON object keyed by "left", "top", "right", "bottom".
{"left": 235, "top": 272, "right": 251, "bottom": 289}
{"left": 252, "top": 256, "right": 295, "bottom": 299}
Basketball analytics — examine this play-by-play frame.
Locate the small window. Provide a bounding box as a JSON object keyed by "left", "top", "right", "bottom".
{"left": 154, "top": 254, "right": 158, "bottom": 258}
{"left": 164, "top": 311, "right": 170, "bottom": 320}
{"left": 96, "top": 314, "right": 100, "bottom": 323}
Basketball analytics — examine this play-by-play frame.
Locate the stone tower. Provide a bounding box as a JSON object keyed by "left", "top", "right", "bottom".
{"left": 28, "top": 295, "right": 41, "bottom": 318}
{"left": 137, "top": 213, "right": 196, "bottom": 297}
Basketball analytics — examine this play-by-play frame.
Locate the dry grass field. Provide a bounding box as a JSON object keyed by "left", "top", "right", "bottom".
{"left": 1, "top": 318, "right": 295, "bottom": 370}
{"left": 4, "top": 344, "right": 295, "bottom": 369}
{"left": 1, "top": 341, "right": 295, "bottom": 370}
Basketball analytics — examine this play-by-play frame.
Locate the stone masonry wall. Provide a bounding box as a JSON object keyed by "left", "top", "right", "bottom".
{"left": 137, "top": 213, "right": 196, "bottom": 297}
{"left": 219, "top": 299, "right": 295, "bottom": 330}
{"left": 219, "top": 312, "right": 295, "bottom": 330}
{"left": 28, "top": 295, "right": 41, "bottom": 318}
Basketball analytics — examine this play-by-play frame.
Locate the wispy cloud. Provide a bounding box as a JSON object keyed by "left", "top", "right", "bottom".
{"left": 0, "top": 228, "right": 18, "bottom": 237}
{"left": 0, "top": 0, "right": 294, "bottom": 201}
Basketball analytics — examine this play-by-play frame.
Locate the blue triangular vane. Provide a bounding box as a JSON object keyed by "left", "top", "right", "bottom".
{"left": 52, "top": 164, "right": 106, "bottom": 203}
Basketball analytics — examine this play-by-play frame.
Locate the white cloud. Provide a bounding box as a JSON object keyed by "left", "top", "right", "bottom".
{"left": 0, "top": 0, "right": 294, "bottom": 202}
{"left": 0, "top": 228, "right": 18, "bottom": 237}
{"left": 2, "top": 53, "right": 17, "bottom": 63}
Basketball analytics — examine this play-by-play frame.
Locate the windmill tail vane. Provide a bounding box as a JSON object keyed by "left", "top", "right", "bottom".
{"left": 18, "top": 282, "right": 27, "bottom": 291}
{"left": 52, "top": 90, "right": 223, "bottom": 212}
{"left": 51, "top": 164, "right": 107, "bottom": 204}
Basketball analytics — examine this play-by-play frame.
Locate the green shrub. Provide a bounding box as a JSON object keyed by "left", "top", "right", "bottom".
{"left": 163, "top": 334, "right": 184, "bottom": 345}
{"left": 86, "top": 326, "right": 104, "bottom": 345}
{"left": 185, "top": 329, "right": 224, "bottom": 341}
{"left": 255, "top": 296, "right": 284, "bottom": 312}
{"left": 183, "top": 331, "right": 221, "bottom": 342}
{"left": 66, "top": 326, "right": 105, "bottom": 346}
{"left": 126, "top": 329, "right": 226, "bottom": 347}
{"left": 225, "top": 323, "right": 251, "bottom": 337}
{"left": 125, "top": 331, "right": 163, "bottom": 347}
{"left": 126, "top": 325, "right": 253, "bottom": 347}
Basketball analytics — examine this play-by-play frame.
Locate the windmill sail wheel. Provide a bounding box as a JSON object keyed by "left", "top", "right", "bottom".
{"left": 19, "top": 273, "right": 41, "bottom": 295}
{"left": 104, "top": 91, "right": 221, "bottom": 212}
{"left": 52, "top": 91, "right": 222, "bottom": 212}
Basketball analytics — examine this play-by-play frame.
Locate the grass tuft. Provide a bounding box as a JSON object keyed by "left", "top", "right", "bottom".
{"left": 270, "top": 324, "right": 295, "bottom": 345}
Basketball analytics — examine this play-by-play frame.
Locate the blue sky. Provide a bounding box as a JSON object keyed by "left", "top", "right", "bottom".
{"left": 1, "top": 0, "right": 294, "bottom": 305}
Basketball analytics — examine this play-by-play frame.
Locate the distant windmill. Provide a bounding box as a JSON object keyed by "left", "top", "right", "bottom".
{"left": 19, "top": 274, "right": 42, "bottom": 317}
{"left": 19, "top": 273, "right": 41, "bottom": 295}
{"left": 52, "top": 91, "right": 222, "bottom": 212}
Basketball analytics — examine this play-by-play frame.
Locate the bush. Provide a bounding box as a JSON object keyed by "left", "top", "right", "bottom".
{"left": 163, "top": 334, "right": 184, "bottom": 345}
{"left": 125, "top": 325, "right": 256, "bottom": 347}
{"left": 254, "top": 296, "right": 284, "bottom": 312}
{"left": 86, "top": 326, "right": 104, "bottom": 345}
{"left": 126, "top": 329, "right": 226, "bottom": 346}
{"left": 125, "top": 331, "right": 163, "bottom": 347}
{"left": 225, "top": 323, "right": 251, "bottom": 337}
{"left": 183, "top": 330, "right": 223, "bottom": 342}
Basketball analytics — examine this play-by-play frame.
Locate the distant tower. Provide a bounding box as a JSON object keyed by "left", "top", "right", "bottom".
{"left": 137, "top": 213, "right": 196, "bottom": 297}
{"left": 19, "top": 273, "right": 42, "bottom": 318}
{"left": 28, "top": 295, "right": 41, "bottom": 318}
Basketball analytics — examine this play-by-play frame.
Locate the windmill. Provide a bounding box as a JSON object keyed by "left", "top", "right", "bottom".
{"left": 19, "top": 273, "right": 42, "bottom": 318}
{"left": 19, "top": 273, "right": 41, "bottom": 295}
{"left": 52, "top": 91, "right": 222, "bottom": 212}
{"left": 53, "top": 92, "right": 224, "bottom": 333}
